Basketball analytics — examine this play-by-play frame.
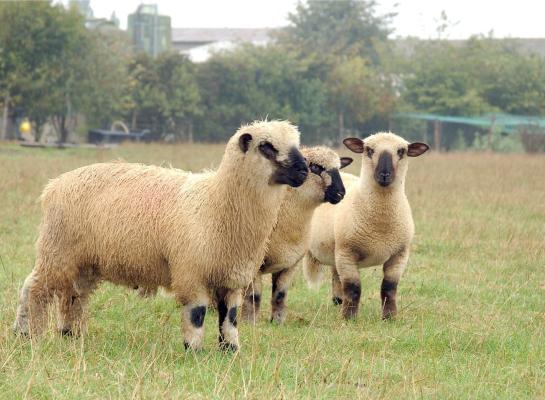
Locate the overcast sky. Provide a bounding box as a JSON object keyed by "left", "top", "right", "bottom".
{"left": 72, "top": 0, "right": 545, "bottom": 39}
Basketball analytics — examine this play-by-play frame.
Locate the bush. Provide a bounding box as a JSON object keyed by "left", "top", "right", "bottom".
{"left": 520, "top": 128, "right": 545, "bottom": 153}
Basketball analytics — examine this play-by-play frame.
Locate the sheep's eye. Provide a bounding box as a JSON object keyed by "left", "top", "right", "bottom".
{"left": 397, "top": 148, "right": 405, "bottom": 158}
{"left": 366, "top": 147, "right": 374, "bottom": 158}
{"left": 309, "top": 163, "right": 325, "bottom": 175}
{"left": 259, "top": 142, "right": 278, "bottom": 160}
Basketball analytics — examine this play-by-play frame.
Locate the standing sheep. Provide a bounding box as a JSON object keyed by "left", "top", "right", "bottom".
{"left": 241, "top": 146, "right": 353, "bottom": 324}
{"left": 303, "top": 132, "right": 429, "bottom": 320}
{"left": 13, "top": 120, "right": 309, "bottom": 351}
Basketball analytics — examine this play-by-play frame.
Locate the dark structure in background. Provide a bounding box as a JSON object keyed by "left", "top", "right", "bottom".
{"left": 88, "top": 129, "right": 152, "bottom": 144}
{"left": 128, "top": 4, "right": 171, "bottom": 57}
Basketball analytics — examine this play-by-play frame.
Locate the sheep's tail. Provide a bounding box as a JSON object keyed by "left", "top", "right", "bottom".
{"left": 303, "top": 252, "right": 324, "bottom": 289}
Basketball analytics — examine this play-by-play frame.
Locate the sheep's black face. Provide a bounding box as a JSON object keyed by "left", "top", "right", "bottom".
{"left": 310, "top": 163, "right": 346, "bottom": 204}
{"left": 324, "top": 168, "right": 346, "bottom": 204}
{"left": 374, "top": 151, "right": 395, "bottom": 187}
{"left": 271, "top": 147, "right": 308, "bottom": 187}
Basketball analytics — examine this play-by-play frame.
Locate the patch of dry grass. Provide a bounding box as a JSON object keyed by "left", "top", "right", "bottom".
{"left": 1, "top": 143, "right": 544, "bottom": 399}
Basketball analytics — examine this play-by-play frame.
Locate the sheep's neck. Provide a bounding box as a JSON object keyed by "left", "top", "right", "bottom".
{"left": 274, "top": 188, "right": 317, "bottom": 243}
{"left": 209, "top": 166, "right": 285, "bottom": 241}
{"left": 355, "top": 172, "right": 408, "bottom": 218}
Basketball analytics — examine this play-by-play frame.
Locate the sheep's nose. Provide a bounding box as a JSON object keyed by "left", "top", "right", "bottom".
{"left": 295, "top": 167, "right": 308, "bottom": 181}
{"left": 379, "top": 171, "right": 391, "bottom": 178}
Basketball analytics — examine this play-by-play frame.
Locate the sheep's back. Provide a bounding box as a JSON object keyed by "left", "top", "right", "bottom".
{"left": 38, "top": 163, "right": 189, "bottom": 282}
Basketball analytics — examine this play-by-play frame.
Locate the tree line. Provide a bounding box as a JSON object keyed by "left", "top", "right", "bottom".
{"left": 1, "top": 1, "right": 545, "bottom": 144}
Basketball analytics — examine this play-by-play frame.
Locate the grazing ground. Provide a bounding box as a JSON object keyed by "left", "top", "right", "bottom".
{"left": 0, "top": 142, "right": 544, "bottom": 399}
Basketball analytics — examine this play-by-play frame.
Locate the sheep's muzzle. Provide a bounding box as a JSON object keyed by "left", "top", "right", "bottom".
{"left": 272, "top": 147, "right": 308, "bottom": 187}
{"left": 324, "top": 169, "right": 346, "bottom": 204}
{"left": 374, "top": 151, "right": 395, "bottom": 187}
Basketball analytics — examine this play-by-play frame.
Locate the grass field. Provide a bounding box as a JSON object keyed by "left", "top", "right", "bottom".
{"left": 0, "top": 142, "right": 544, "bottom": 399}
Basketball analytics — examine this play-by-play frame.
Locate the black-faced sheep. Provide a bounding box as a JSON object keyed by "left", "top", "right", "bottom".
{"left": 13, "top": 120, "right": 309, "bottom": 351}
{"left": 241, "top": 146, "right": 353, "bottom": 324}
{"left": 303, "top": 132, "right": 429, "bottom": 320}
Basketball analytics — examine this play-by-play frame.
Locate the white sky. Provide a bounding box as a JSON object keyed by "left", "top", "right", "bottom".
{"left": 70, "top": 0, "right": 545, "bottom": 39}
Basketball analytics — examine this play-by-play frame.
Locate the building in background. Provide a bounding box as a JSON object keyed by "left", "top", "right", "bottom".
{"left": 171, "top": 28, "right": 273, "bottom": 62}
{"left": 128, "top": 4, "right": 171, "bottom": 57}
{"left": 69, "top": 0, "right": 119, "bottom": 29}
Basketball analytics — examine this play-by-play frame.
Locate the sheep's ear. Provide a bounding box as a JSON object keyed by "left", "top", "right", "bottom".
{"left": 339, "top": 157, "right": 353, "bottom": 169}
{"left": 343, "top": 138, "right": 364, "bottom": 153}
{"left": 407, "top": 142, "right": 430, "bottom": 157}
{"left": 239, "top": 133, "right": 252, "bottom": 153}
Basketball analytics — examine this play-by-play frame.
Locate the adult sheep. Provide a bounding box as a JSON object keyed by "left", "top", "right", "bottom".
{"left": 303, "top": 132, "right": 429, "bottom": 320}
{"left": 13, "top": 120, "right": 309, "bottom": 351}
{"left": 241, "top": 146, "right": 353, "bottom": 324}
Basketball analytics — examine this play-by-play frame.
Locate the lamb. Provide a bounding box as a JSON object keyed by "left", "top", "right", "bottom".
{"left": 241, "top": 146, "right": 353, "bottom": 324}
{"left": 13, "top": 120, "right": 309, "bottom": 351}
{"left": 303, "top": 132, "right": 429, "bottom": 320}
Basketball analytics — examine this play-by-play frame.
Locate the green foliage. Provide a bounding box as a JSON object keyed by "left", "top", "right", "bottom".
{"left": 195, "top": 44, "right": 332, "bottom": 142}
{"left": 328, "top": 56, "right": 395, "bottom": 136}
{"left": 281, "top": 0, "right": 393, "bottom": 65}
{"left": 127, "top": 52, "right": 201, "bottom": 140}
{"left": 81, "top": 29, "right": 133, "bottom": 129}
{"left": 2, "top": 1, "right": 545, "bottom": 148}
{"left": 401, "top": 37, "right": 545, "bottom": 118}
{"left": 402, "top": 40, "right": 492, "bottom": 116}
{"left": 0, "top": 1, "right": 131, "bottom": 142}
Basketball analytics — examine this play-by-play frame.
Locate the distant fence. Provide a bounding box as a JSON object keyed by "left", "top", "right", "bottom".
{"left": 394, "top": 113, "right": 545, "bottom": 152}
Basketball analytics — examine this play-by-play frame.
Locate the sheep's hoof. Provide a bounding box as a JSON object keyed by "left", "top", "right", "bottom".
{"left": 219, "top": 342, "right": 238, "bottom": 352}
{"left": 381, "top": 310, "right": 397, "bottom": 320}
{"left": 269, "top": 313, "right": 285, "bottom": 324}
{"left": 13, "top": 327, "right": 30, "bottom": 338}
{"left": 332, "top": 296, "right": 342, "bottom": 305}
{"left": 183, "top": 342, "right": 203, "bottom": 352}
{"left": 341, "top": 306, "right": 359, "bottom": 320}
{"left": 60, "top": 328, "right": 76, "bottom": 337}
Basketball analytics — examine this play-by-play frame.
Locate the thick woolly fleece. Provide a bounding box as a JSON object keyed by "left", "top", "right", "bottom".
{"left": 242, "top": 146, "right": 347, "bottom": 323}
{"left": 303, "top": 132, "right": 422, "bottom": 320}
{"left": 13, "top": 120, "right": 302, "bottom": 348}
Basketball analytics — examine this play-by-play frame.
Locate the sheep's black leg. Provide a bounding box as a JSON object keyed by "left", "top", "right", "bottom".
{"left": 331, "top": 267, "right": 343, "bottom": 305}
{"left": 380, "top": 279, "right": 398, "bottom": 319}
{"left": 336, "top": 255, "right": 362, "bottom": 320}
{"left": 217, "top": 288, "right": 241, "bottom": 352}
{"left": 182, "top": 301, "right": 208, "bottom": 350}
{"left": 241, "top": 275, "right": 262, "bottom": 324}
{"left": 341, "top": 278, "right": 361, "bottom": 319}
{"left": 381, "top": 250, "right": 408, "bottom": 319}
{"left": 270, "top": 266, "right": 297, "bottom": 324}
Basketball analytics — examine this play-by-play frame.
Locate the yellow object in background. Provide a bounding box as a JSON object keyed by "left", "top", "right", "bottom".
{"left": 20, "top": 120, "right": 31, "bottom": 134}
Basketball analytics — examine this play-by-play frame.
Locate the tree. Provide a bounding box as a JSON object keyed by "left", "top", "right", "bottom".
{"left": 195, "top": 44, "right": 333, "bottom": 142}
{"left": 401, "top": 36, "right": 545, "bottom": 117}
{"left": 280, "top": 0, "right": 393, "bottom": 65}
{"left": 278, "top": 0, "right": 396, "bottom": 142}
{"left": 329, "top": 56, "right": 396, "bottom": 142}
{"left": 475, "top": 40, "right": 545, "bottom": 115}
{"left": 401, "top": 40, "right": 492, "bottom": 116}
{"left": 0, "top": 2, "right": 133, "bottom": 142}
{"left": 127, "top": 52, "right": 201, "bottom": 140}
{"left": 79, "top": 27, "right": 133, "bottom": 130}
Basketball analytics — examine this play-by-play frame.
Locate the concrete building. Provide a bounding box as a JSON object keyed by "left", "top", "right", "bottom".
{"left": 171, "top": 28, "right": 273, "bottom": 62}
{"left": 69, "top": 0, "right": 119, "bottom": 30}
{"left": 128, "top": 4, "right": 171, "bottom": 57}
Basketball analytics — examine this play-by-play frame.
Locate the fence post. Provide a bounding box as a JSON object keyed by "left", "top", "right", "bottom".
{"left": 1, "top": 94, "right": 9, "bottom": 140}
{"left": 487, "top": 115, "right": 496, "bottom": 151}
{"left": 433, "top": 119, "right": 441, "bottom": 152}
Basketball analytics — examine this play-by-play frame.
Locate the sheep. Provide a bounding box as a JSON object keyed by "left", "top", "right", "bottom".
{"left": 13, "top": 120, "right": 309, "bottom": 352}
{"left": 241, "top": 146, "right": 353, "bottom": 324}
{"left": 303, "top": 132, "right": 429, "bottom": 320}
